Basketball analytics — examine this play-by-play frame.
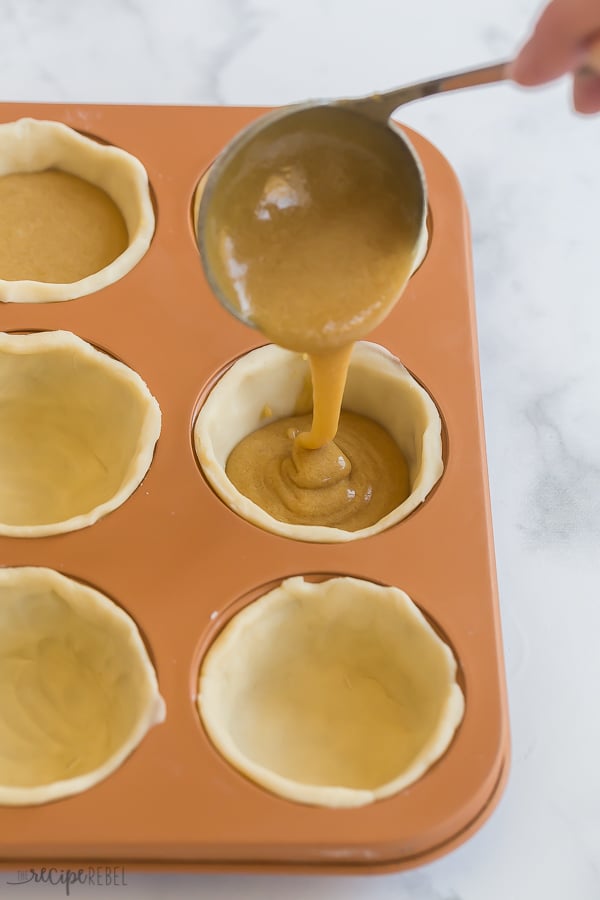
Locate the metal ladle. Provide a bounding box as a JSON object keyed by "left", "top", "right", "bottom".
{"left": 196, "top": 44, "right": 600, "bottom": 330}
{"left": 196, "top": 57, "right": 510, "bottom": 327}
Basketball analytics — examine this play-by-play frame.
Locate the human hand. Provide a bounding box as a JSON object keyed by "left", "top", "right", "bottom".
{"left": 509, "top": 0, "right": 600, "bottom": 114}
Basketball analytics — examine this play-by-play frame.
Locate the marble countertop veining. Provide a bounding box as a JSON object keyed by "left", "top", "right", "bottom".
{"left": 1, "top": 1, "right": 599, "bottom": 898}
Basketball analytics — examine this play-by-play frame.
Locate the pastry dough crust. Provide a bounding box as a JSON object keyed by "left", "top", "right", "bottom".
{"left": 0, "top": 330, "right": 161, "bottom": 537}
{"left": 0, "top": 118, "right": 154, "bottom": 302}
{"left": 198, "top": 576, "right": 464, "bottom": 808}
{"left": 194, "top": 341, "right": 443, "bottom": 541}
{"left": 0, "top": 567, "right": 165, "bottom": 806}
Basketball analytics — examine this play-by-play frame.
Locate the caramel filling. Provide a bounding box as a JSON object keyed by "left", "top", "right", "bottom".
{"left": 0, "top": 170, "right": 128, "bottom": 283}
{"left": 206, "top": 110, "right": 421, "bottom": 355}
{"left": 226, "top": 411, "right": 409, "bottom": 530}
{"left": 204, "top": 109, "right": 421, "bottom": 526}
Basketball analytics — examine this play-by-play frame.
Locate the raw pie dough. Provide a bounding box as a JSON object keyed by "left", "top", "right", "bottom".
{"left": 0, "top": 118, "right": 155, "bottom": 302}
{"left": 194, "top": 341, "right": 443, "bottom": 542}
{"left": 0, "top": 567, "right": 165, "bottom": 806}
{"left": 198, "top": 576, "right": 464, "bottom": 808}
{"left": 0, "top": 331, "right": 161, "bottom": 537}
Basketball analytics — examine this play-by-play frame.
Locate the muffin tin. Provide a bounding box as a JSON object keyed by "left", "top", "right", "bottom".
{"left": 0, "top": 101, "right": 509, "bottom": 873}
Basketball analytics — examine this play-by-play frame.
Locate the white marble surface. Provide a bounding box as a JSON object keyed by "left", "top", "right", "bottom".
{"left": 1, "top": 0, "right": 600, "bottom": 897}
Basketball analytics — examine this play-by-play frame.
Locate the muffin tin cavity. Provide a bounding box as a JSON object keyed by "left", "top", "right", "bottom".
{"left": 193, "top": 341, "right": 444, "bottom": 542}
{"left": 0, "top": 567, "right": 165, "bottom": 806}
{"left": 0, "top": 118, "right": 155, "bottom": 302}
{"left": 197, "top": 575, "right": 464, "bottom": 808}
{"left": 0, "top": 331, "right": 161, "bottom": 537}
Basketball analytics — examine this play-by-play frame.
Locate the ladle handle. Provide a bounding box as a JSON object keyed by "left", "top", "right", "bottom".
{"left": 349, "top": 59, "right": 511, "bottom": 121}
{"left": 351, "top": 35, "right": 600, "bottom": 122}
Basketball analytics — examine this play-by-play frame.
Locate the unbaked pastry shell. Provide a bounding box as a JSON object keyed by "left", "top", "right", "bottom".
{"left": 0, "top": 118, "right": 155, "bottom": 303}
{"left": 198, "top": 576, "right": 464, "bottom": 808}
{"left": 0, "top": 567, "right": 165, "bottom": 806}
{"left": 194, "top": 341, "right": 443, "bottom": 542}
{"left": 0, "top": 330, "right": 161, "bottom": 537}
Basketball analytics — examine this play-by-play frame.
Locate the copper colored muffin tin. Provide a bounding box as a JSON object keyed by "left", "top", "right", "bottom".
{"left": 0, "top": 102, "right": 509, "bottom": 873}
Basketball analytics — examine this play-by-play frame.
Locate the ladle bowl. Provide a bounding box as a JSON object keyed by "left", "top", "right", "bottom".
{"left": 196, "top": 58, "right": 510, "bottom": 329}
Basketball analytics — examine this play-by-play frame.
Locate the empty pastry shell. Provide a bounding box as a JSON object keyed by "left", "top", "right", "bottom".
{"left": 198, "top": 576, "right": 464, "bottom": 808}
{"left": 0, "top": 330, "right": 161, "bottom": 537}
{"left": 0, "top": 118, "right": 155, "bottom": 302}
{"left": 194, "top": 341, "right": 443, "bottom": 542}
{"left": 0, "top": 567, "right": 165, "bottom": 806}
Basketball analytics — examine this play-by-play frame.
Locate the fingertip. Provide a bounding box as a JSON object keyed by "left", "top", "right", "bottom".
{"left": 508, "top": 40, "right": 547, "bottom": 86}
{"left": 508, "top": 0, "right": 590, "bottom": 88}
{"left": 573, "top": 71, "right": 600, "bottom": 114}
{"left": 509, "top": 39, "right": 578, "bottom": 87}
